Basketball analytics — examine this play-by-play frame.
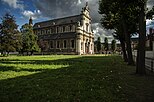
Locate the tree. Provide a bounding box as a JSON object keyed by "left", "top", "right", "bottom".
{"left": 135, "top": 2, "right": 154, "bottom": 75}
{"left": 99, "top": 0, "right": 137, "bottom": 65}
{"left": 99, "top": 0, "right": 148, "bottom": 74}
{"left": 38, "top": 39, "right": 49, "bottom": 53}
{"left": 104, "top": 37, "right": 109, "bottom": 54}
{"left": 113, "top": 28, "right": 128, "bottom": 62}
{"left": 20, "top": 23, "right": 40, "bottom": 55}
{"left": 111, "top": 39, "right": 116, "bottom": 53}
{"left": 147, "top": 6, "right": 154, "bottom": 51}
{"left": 136, "top": 0, "right": 147, "bottom": 75}
{"left": 0, "top": 13, "right": 22, "bottom": 55}
{"left": 146, "top": 6, "right": 154, "bottom": 19}
{"left": 96, "top": 37, "right": 101, "bottom": 53}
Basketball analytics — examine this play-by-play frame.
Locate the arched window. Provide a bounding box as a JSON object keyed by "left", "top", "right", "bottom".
{"left": 41, "top": 30, "right": 44, "bottom": 35}
{"left": 50, "top": 28, "right": 53, "bottom": 34}
{"left": 57, "top": 41, "right": 60, "bottom": 48}
{"left": 71, "top": 40, "right": 75, "bottom": 48}
{"left": 63, "top": 26, "right": 65, "bottom": 32}
{"left": 86, "top": 23, "right": 89, "bottom": 32}
{"left": 70, "top": 25, "right": 72, "bottom": 32}
{"left": 66, "top": 26, "right": 69, "bottom": 32}
{"left": 37, "top": 30, "right": 40, "bottom": 35}
{"left": 56, "top": 27, "right": 59, "bottom": 33}
{"left": 63, "top": 40, "right": 67, "bottom": 48}
{"left": 72, "top": 25, "right": 75, "bottom": 32}
{"left": 47, "top": 29, "right": 50, "bottom": 34}
{"left": 51, "top": 41, "right": 53, "bottom": 48}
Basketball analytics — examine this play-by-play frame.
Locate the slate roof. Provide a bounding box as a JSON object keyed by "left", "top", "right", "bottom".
{"left": 33, "top": 15, "right": 81, "bottom": 29}
{"left": 38, "top": 32, "right": 76, "bottom": 40}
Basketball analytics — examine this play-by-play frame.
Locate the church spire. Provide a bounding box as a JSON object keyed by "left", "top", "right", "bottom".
{"left": 29, "top": 16, "right": 33, "bottom": 26}
{"left": 86, "top": 2, "right": 88, "bottom": 6}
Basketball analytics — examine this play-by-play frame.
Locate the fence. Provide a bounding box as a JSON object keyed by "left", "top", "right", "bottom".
{"left": 133, "top": 55, "right": 154, "bottom": 72}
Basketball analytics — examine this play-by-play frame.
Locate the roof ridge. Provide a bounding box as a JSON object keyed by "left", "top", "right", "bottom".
{"left": 35, "top": 14, "right": 81, "bottom": 24}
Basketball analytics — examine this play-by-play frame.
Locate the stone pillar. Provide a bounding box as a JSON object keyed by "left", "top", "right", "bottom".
{"left": 88, "top": 42, "right": 90, "bottom": 54}
{"left": 83, "top": 41, "right": 85, "bottom": 54}
{"left": 92, "top": 39, "right": 94, "bottom": 54}
{"left": 76, "top": 38, "right": 81, "bottom": 55}
{"left": 89, "top": 42, "right": 92, "bottom": 54}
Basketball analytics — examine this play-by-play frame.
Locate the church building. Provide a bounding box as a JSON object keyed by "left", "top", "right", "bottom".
{"left": 33, "top": 3, "right": 94, "bottom": 55}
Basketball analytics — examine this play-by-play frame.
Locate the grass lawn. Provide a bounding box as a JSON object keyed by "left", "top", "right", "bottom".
{"left": 0, "top": 55, "right": 154, "bottom": 102}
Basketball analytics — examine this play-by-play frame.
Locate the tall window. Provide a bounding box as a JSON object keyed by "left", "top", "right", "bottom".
{"left": 63, "top": 26, "right": 65, "bottom": 32}
{"left": 41, "top": 30, "right": 44, "bottom": 34}
{"left": 63, "top": 40, "right": 67, "bottom": 48}
{"left": 57, "top": 41, "right": 60, "bottom": 48}
{"left": 56, "top": 27, "right": 59, "bottom": 33}
{"left": 70, "top": 25, "right": 72, "bottom": 31}
{"left": 72, "top": 25, "right": 75, "bottom": 32}
{"left": 50, "top": 28, "right": 53, "bottom": 34}
{"left": 66, "top": 26, "right": 69, "bottom": 32}
{"left": 47, "top": 29, "right": 50, "bottom": 34}
{"left": 86, "top": 23, "right": 89, "bottom": 32}
{"left": 44, "top": 30, "right": 47, "bottom": 34}
{"left": 91, "top": 44, "right": 93, "bottom": 50}
{"left": 51, "top": 41, "right": 53, "bottom": 48}
{"left": 71, "top": 40, "right": 75, "bottom": 48}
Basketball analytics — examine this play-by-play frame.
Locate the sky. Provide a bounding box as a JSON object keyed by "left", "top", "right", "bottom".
{"left": 0, "top": 0, "right": 154, "bottom": 42}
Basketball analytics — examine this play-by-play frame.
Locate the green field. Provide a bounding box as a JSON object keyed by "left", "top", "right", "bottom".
{"left": 0, "top": 55, "right": 154, "bottom": 102}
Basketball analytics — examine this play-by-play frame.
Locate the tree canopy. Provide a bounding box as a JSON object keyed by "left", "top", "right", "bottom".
{"left": 99, "top": 0, "right": 149, "bottom": 74}
{"left": 0, "top": 13, "right": 22, "bottom": 55}
{"left": 104, "top": 37, "right": 109, "bottom": 51}
{"left": 20, "top": 23, "right": 40, "bottom": 55}
{"left": 96, "top": 37, "right": 101, "bottom": 53}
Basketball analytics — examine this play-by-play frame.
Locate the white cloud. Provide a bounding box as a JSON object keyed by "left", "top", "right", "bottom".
{"left": 77, "top": 0, "right": 81, "bottom": 4}
{"left": 147, "top": 0, "right": 154, "bottom": 10}
{"left": 22, "top": 10, "right": 42, "bottom": 20}
{"left": 33, "top": 0, "right": 114, "bottom": 42}
{"left": 92, "top": 23, "right": 114, "bottom": 43}
{"left": 1, "top": 0, "right": 24, "bottom": 10}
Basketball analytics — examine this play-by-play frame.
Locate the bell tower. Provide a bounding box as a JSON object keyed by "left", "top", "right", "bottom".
{"left": 29, "top": 17, "right": 33, "bottom": 26}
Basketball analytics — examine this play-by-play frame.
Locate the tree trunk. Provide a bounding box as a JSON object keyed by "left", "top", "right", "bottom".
{"left": 7, "top": 51, "right": 9, "bottom": 56}
{"left": 120, "top": 39, "right": 128, "bottom": 62}
{"left": 31, "top": 51, "right": 33, "bottom": 56}
{"left": 136, "top": 1, "right": 146, "bottom": 75}
{"left": 122, "top": 17, "right": 134, "bottom": 65}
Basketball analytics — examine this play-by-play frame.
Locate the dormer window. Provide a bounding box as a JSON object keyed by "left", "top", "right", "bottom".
{"left": 53, "top": 22, "right": 55, "bottom": 25}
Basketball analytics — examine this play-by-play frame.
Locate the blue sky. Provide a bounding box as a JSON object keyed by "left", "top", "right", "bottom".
{"left": 0, "top": 0, "right": 154, "bottom": 41}
{"left": 0, "top": 0, "right": 49, "bottom": 29}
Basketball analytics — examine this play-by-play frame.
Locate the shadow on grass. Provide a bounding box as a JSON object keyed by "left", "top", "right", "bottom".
{"left": 0, "top": 55, "right": 154, "bottom": 102}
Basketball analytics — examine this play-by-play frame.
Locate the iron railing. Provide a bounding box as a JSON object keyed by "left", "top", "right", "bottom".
{"left": 133, "top": 55, "right": 154, "bottom": 72}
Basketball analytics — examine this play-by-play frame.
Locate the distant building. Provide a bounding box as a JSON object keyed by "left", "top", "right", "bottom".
{"left": 33, "top": 3, "right": 94, "bottom": 55}
{"left": 146, "top": 28, "right": 154, "bottom": 50}
{"left": 131, "top": 37, "right": 138, "bottom": 50}
{"left": 131, "top": 28, "right": 154, "bottom": 51}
